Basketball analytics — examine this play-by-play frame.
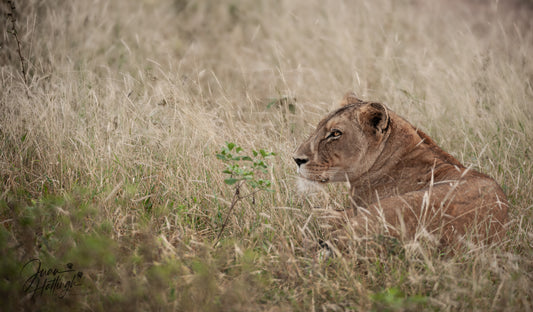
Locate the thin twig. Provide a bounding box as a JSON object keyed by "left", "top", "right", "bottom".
{"left": 6, "top": 0, "right": 27, "bottom": 84}
{"left": 212, "top": 185, "right": 267, "bottom": 247}
{"left": 213, "top": 182, "right": 242, "bottom": 247}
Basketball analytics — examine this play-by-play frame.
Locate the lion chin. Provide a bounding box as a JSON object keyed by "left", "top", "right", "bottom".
{"left": 295, "top": 177, "right": 323, "bottom": 194}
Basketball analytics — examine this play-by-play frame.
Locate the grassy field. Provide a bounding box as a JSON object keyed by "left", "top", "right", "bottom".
{"left": 1, "top": 0, "right": 532, "bottom": 310}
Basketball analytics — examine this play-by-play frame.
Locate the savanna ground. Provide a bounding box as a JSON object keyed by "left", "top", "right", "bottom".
{"left": 1, "top": 0, "right": 532, "bottom": 310}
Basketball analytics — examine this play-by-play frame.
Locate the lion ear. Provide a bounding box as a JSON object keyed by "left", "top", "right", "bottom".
{"left": 340, "top": 92, "right": 364, "bottom": 107}
{"left": 358, "top": 102, "right": 390, "bottom": 134}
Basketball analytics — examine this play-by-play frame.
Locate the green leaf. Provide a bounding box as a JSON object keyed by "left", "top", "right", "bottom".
{"left": 224, "top": 178, "right": 239, "bottom": 185}
{"left": 266, "top": 99, "right": 277, "bottom": 109}
{"left": 254, "top": 160, "right": 267, "bottom": 168}
{"left": 227, "top": 142, "right": 235, "bottom": 151}
{"left": 241, "top": 156, "right": 253, "bottom": 161}
{"left": 288, "top": 103, "right": 296, "bottom": 114}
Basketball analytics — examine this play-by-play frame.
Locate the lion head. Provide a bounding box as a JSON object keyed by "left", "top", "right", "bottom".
{"left": 293, "top": 93, "right": 392, "bottom": 184}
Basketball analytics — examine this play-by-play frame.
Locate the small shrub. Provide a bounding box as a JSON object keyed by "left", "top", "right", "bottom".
{"left": 214, "top": 142, "right": 276, "bottom": 245}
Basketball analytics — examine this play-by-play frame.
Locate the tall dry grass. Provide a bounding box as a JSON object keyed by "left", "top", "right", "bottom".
{"left": 1, "top": 0, "right": 532, "bottom": 310}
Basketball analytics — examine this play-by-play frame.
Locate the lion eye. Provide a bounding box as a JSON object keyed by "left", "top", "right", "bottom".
{"left": 328, "top": 130, "right": 342, "bottom": 139}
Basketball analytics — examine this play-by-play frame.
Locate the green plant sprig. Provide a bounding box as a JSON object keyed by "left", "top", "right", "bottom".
{"left": 216, "top": 142, "right": 275, "bottom": 190}
{"left": 214, "top": 142, "right": 276, "bottom": 246}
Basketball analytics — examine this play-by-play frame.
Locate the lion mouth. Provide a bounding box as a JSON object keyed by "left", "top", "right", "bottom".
{"left": 298, "top": 167, "right": 331, "bottom": 183}
{"left": 298, "top": 171, "right": 329, "bottom": 183}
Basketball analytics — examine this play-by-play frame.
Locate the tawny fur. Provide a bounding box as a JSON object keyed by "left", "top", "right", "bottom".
{"left": 294, "top": 93, "right": 508, "bottom": 246}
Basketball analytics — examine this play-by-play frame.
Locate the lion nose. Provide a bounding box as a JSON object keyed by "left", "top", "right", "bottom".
{"left": 293, "top": 157, "right": 309, "bottom": 167}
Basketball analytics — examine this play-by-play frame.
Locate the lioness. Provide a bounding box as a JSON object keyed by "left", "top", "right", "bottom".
{"left": 294, "top": 93, "right": 508, "bottom": 246}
